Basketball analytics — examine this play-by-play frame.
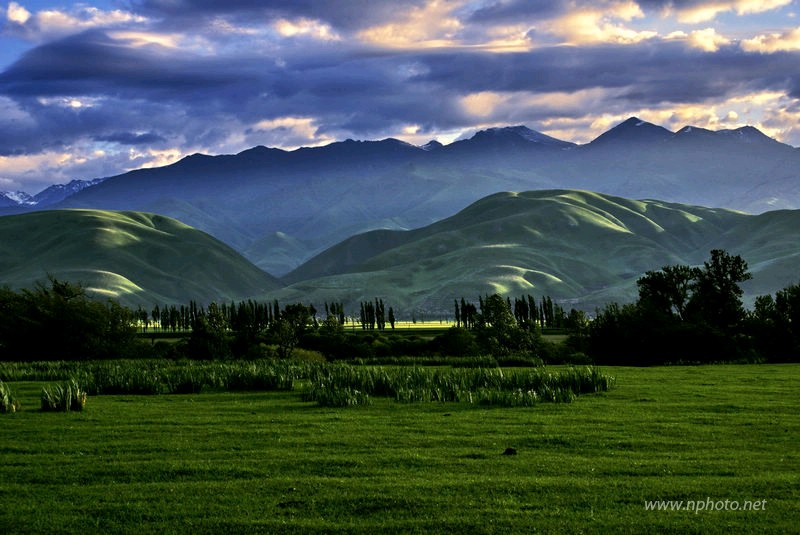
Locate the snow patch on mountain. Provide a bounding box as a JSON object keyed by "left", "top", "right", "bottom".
{"left": 1, "top": 191, "right": 34, "bottom": 205}
{"left": 1, "top": 178, "right": 106, "bottom": 208}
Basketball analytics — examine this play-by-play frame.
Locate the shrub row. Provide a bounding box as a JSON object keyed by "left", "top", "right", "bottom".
{"left": 303, "top": 365, "right": 614, "bottom": 407}
{"left": 2, "top": 360, "right": 614, "bottom": 410}
{"left": 0, "top": 360, "right": 316, "bottom": 396}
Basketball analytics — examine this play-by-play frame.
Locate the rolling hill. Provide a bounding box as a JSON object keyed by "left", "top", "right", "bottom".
{"left": 0, "top": 210, "right": 282, "bottom": 306}
{"left": 272, "top": 190, "right": 800, "bottom": 314}
{"left": 8, "top": 117, "right": 795, "bottom": 276}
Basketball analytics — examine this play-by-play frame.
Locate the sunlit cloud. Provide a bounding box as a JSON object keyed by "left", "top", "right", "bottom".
{"left": 741, "top": 27, "right": 800, "bottom": 52}
{"left": 36, "top": 96, "right": 103, "bottom": 109}
{"left": 0, "top": 150, "right": 81, "bottom": 191}
{"left": 6, "top": 2, "right": 30, "bottom": 25}
{"left": 108, "top": 31, "right": 182, "bottom": 49}
{"left": 461, "top": 91, "right": 506, "bottom": 117}
{"left": 274, "top": 18, "right": 341, "bottom": 41}
{"left": 461, "top": 88, "right": 622, "bottom": 122}
{"left": 130, "top": 147, "right": 187, "bottom": 169}
{"left": 249, "top": 116, "right": 335, "bottom": 149}
{"left": 358, "top": 0, "right": 465, "bottom": 49}
{"left": 544, "top": 1, "right": 657, "bottom": 45}
{"left": 5, "top": 3, "right": 148, "bottom": 42}
{"left": 687, "top": 28, "right": 731, "bottom": 51}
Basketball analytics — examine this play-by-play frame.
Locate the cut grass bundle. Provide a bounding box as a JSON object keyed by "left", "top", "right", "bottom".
{"left": 0, "top": 380, "right": 21, "bottom": 413}
{"left": 40, "top": 379, "right": 87, "bottom": 412}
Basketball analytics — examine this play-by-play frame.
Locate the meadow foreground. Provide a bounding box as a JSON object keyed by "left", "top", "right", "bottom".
{"left": 1, "top": 364, "right": 797, "bottom": 533}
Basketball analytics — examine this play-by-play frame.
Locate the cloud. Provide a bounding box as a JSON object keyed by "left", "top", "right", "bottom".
{"left": 6, "top": 2, "right": 30, "bottom": 25}
{"left": 4, "top": 3, "right": 148, "bottom": 42}
{"left": 246, "top": 116, "right": 335, "bottom": 149}
{"left": 274, "top": 18, "right": 341, "bottom": 41}
{"left": 651, "top": 0, "right": 792, "bottom": 23}
{"left": 541, "top": 1, "right": 658, "bottom": 45}
{"left": 688, "top": 27, "right": 731, "bottom": 51}
{"left": 742, "top": 27, "right": 800, "bottom": 53}
{"left": 94, "top": 132, "right": 168, "bottom": 146}
{"left": 1, "top": 0, "right": 800, "bottom": 191}
{"left": 132, "top": 0, "right": 429, "bottom": 32}
{"left": 358, "top": 1, "right": 465, "bottom": 49}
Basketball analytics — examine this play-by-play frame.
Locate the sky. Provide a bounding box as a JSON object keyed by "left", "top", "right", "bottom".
{"left": 1, "top": 1, "right": 800, "bottom": 193}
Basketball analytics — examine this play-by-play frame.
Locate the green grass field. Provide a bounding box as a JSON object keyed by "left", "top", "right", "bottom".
{"left": 1, "top": 364, "right": 798, "bottom": 533}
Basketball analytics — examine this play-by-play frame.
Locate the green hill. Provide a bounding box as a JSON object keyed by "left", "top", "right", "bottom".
{"left": 0, "top": 210, "right": 282, "bottom": 306}
{"left": 275, "top": 190, "right": 799, "bottom": 313}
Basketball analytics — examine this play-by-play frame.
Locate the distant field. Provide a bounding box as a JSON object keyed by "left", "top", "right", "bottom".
{"left": 1, "top": 365, "right": 798, "bottom": 533}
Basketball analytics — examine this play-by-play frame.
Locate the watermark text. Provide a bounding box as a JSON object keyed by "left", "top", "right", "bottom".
{"left": 645, "top": 497, "right": 767, "bottom": 514}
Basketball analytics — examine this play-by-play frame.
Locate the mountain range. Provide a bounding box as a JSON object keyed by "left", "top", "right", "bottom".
{"left": 3, "top": 117, "right": 798, "bottom": 277}
{"left": 1, "top": 117, "right": 799, "bottom": 313}
{"left": 0, "top": 179, "right": 104, "bottom": 210}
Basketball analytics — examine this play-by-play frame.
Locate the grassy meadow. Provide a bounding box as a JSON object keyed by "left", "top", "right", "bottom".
{"left": 1, "top": 364, "right": 798, "bottom": 533}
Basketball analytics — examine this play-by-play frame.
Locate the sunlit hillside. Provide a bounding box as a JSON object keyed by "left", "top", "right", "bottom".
{"left": 0, "top": 210, "right": 281, "bottom": 306}
{"left": 275, "top": 190, "right": 799, "bottom": 313}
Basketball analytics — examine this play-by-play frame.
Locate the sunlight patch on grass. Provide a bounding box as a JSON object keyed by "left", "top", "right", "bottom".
{"left": 94, "top": 227, "right": 143, "bottom": 247}
{"left": 479, "top": 243, "right": 522, "bottom": 249}
{"left": 82, "top": 270, "right": 144, "bottom": 297}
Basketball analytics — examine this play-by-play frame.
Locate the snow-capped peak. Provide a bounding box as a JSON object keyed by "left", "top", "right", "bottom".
{"left": 0, "top": 191, "right": 34, "bottom": 205}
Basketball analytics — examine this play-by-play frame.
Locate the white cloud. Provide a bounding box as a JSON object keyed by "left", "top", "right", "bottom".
{"left": 36, "top": 96, "right": 104, "bottom": 109}
{"left": 6, "top": 1, "right": 30, "bottom": 24}
{"left": 664, "top": 27, "right": 732, "bottom": 51}
{"left": 108, "top": 31, "right": 181, "bottom": 49}
{"left": 274, "top": 18, "right": 341, "bottom": 41}
{"left": 687, "top": 27, "right": 731, "bottom": 51}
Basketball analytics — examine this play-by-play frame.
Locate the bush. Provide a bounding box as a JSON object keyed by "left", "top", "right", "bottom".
{"left": 41, "top": 379, "right": 87, "bottom": 412}
{"left": 431, "top": 327, "right": 480, "bottom": 357}
{"left": 0, "top": 279, "right": 141, "bottom": 361}
{"left": 290, "top": 348, "right": 327, "bottom": 363}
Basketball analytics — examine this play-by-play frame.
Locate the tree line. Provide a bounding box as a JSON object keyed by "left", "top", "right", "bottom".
{"left": 579, "top": 249, "right": 800, "bottom": 364}
{"left": 1, "top": 249, "right": 797, "bottom": 364}
{"left": 0, "top": 277, "right": 571, "bottom": 363}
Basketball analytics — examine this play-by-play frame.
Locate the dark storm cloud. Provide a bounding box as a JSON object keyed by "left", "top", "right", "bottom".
{"left": 2, "top": 24, "right": 799, "bottom": 148}
{"left": 413, "top": 42, "right": 800, "bottom": 105}
{"left": 0, "top": 30, "right": 263, "bottom": 101}
{"left": 0, "top": 93, "right": 180, "bottom": 156}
